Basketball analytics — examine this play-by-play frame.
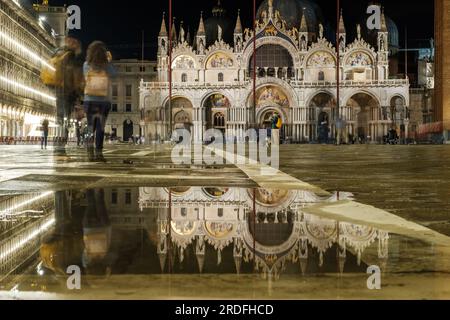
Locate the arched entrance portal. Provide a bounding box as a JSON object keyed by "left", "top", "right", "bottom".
{"left": 388, "top": 96, "right": 409, "bottom": 142}
{"left": 123, "top": 119, "right": 133, "bottom": 142}
{"left": 260, "top": 109, "right": 277, "bottom": 129}
{"left": 257, "top": 108, "right": 287, "bottom": 142}
{"left": 309, "top": 93, "right": 336, "bottom": 143}
{"left": 347, "top": 93, "right": 379, "bottom": 143}
{"left": 259, "top": 108, "right": 285, "bottom": 128}
{"left": 357, "top": 108, "right": 370, "bottom": 142}
{"left": 390, "top": 96, "right": 407, "bottom": 123}
{"left": 203, "top": 94, "right": 230, "bottom": 134}
{"left": 174, "top": 110, "right": 192, "bottom": 132}
{"left": 254, "top": 85, "right": 290, "bottom": 141}
{"left": 166, "top": 97, "right": 194, "bottom": 136}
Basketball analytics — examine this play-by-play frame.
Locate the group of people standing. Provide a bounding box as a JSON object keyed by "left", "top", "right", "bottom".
{"left": 43, "top": 30, "right": 115, "bottom": 162}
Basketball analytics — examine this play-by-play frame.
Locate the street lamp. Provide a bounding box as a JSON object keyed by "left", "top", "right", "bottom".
{"left": 336, "top": 0, "right": 341, "bottom": 118}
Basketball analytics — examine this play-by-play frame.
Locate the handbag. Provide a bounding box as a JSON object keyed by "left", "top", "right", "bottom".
{"left": 41, "top": 51, "right": 71, "bottom": 87}
{"left": 84, "top": 68, "right": 109, "bottom": 97}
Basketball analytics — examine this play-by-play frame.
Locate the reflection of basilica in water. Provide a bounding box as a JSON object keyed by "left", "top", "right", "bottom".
{"left": 139, "top": 187, "right": 390, "bottom": 278}
{"left": 0, "top": 187, "right": 390, "bottom": 283}
{"left": 140, "top": 0, "right": 410, "bottom": 143}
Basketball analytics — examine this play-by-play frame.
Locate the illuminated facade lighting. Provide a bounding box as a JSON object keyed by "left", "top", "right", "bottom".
{"left": 0, "top": 31, "right": 55, "bottom": 71}
{"left": 0, "top": 76, "right": 56, "bottom": 101}
{"left": 0, "top": 216, "right": 55, "bottom": 261}
{"left": 0, "top": 191, "right": 54, "bottom": 216}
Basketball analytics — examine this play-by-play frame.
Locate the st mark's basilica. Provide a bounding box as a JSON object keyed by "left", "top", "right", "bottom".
{"left": 139, "top": 0, "right": 410, "bottom": 143}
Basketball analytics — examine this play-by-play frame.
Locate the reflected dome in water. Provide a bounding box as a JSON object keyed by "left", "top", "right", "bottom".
{"left": 168, "top": 187, "right": 192, "bottom": 196}
{"left": 203, "top": 187, "right": 230, "bottom": 198}
{"left": 252, "top": 188, "right": 290, "bottom": 206}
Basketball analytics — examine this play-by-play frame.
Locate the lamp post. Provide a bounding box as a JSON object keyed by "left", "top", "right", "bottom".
{"left": 335, "top": 0, "right": 342, "bottom": 145}
{"left": 168, "top": 0, "right": 173, "bottom": 141}
{"left": 63, "top": 117, "right": 67, "bottom": 136}
{"left": 336, "top": 0, "right": 340, "bottom": 120}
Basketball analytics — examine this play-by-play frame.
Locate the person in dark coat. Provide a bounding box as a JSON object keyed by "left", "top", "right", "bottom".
{"left": 41, "top": 119, "right": 49, "bottom": 150}
{"left": 51, "top": 30, "right": 85, "bottom": 155}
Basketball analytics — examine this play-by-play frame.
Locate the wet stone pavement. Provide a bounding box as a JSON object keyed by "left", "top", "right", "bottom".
{"left": 0, "top": 145, "right": 256, "bottom": 193}
{"left": 0, "top": 144, "right": 449, "bottom": 299}
{"left": 279, "top": 145, "right": 450, "bottom": 236}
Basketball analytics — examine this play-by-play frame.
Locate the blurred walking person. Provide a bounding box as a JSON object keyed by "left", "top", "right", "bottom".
{"left": 83, "top": 41, "right": 116, "bottom": 162}
{"left": 76, "top": 121, "right": 83, "bottom": 147}
{"left": 41, "top": 118, "right": 50, "bottom": 150}
{"left": 41, "top": 30, "right": 84, "bottom": 156}
{"left": 335, "top": 116, "right": 347, "bottom": 145}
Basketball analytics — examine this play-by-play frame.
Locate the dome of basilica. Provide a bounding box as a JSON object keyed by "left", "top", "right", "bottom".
{"left": 364, "top": 13, "right": 399, "bottom": 55}
{"left": 386, "top": 16, "right": 399, "bottom": 49}
{"left": 257, "top": 0, "right": 324, "bottom": 33}
{"left": 204, "top": 1, "right": 234, "bottom": 47}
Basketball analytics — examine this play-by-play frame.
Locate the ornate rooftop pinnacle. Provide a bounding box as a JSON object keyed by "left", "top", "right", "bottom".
{"left": 186, "top": 27, "right": 191, "bottom": 45}
{"left": 179, "top": 21, "right": 185, "bottom": 43}
{"left": 171, "top": 17, "right": 177, "bottom": 42}
{"left": 339, "top": 9, "right": 346, "bottom": 34}
{"left": 197, "top": 11, "right": 205, "bottom": 36}
{"left": 234, "top": 9, "right": 242, "bottom": 34}
{"left": 159, "top": 12, "right": 167, "bottom": 37}
{"left": 300, "top": 10, "right": 308, "bottom": 33}
{"left": 268, "top": 0, "right": 274, "bottom": 18}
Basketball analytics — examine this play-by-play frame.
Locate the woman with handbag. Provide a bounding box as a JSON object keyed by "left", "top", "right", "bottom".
{"left": 83, "top": 41, "right": 116, "bottom": 161}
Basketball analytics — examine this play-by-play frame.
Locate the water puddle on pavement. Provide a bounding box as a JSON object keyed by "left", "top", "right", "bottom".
{"left": 0, "top": 187, "right": 449, "bottom": 299}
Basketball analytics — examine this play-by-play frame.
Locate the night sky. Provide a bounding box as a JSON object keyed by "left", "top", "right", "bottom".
{"left": 45, "top": 0, "right": 434, "bottom": 60}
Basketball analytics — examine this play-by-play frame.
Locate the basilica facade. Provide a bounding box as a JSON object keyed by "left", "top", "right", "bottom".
{"left": 139, "top": 0, "right": 410, "bottom": 143}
